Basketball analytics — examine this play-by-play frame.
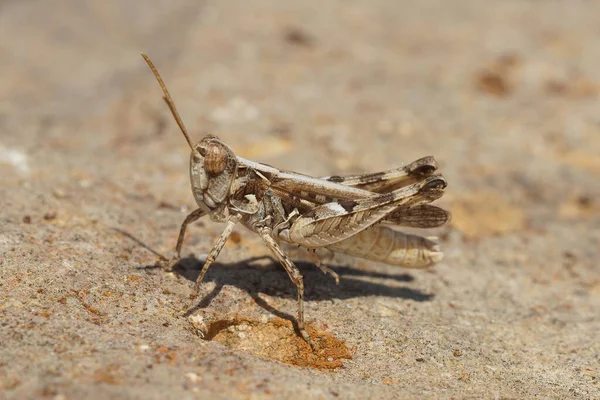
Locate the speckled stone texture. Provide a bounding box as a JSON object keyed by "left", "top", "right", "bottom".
{"left": 1, "top": 1, "right": 599, "bottom": 399}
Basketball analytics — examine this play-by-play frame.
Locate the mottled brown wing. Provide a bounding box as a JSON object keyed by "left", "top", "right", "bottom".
{"left": 320, "top": 156, "right": 439, "bottom": 193}
{"left": 320, "top": 156, "right": 450, "bottom": 228}
{"left": 288, "top": 174, "right": 447, "bottom": 248}
{"left": 246, "top": 156, "right": 440, "bottom": 207}
{"left": 381, "top": 205, "right": 451, "bottom": 228}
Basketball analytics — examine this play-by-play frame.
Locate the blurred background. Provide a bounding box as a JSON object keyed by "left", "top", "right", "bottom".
{"left": 2, "top": 1, "right": 600, "bottom": 227}
{"left": 1, "top": 1, "right": 599, "bottom": 398}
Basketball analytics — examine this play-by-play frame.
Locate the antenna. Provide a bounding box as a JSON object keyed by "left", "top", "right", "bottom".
{"left": 141, "top": 53, "right": 200, "bottom": 159}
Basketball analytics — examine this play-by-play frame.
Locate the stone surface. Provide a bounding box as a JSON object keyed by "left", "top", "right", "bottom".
{"left": 1, "top": 1, "right": 599, "bottom": 398}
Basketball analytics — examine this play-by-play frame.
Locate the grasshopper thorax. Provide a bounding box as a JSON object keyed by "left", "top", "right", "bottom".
{"left": 190, "top": 135, "right": 238, "bottom": 215}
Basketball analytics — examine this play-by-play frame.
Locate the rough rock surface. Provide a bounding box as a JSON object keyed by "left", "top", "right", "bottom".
{"left": 1, "top": 1, "right": 599, "bottom": 398}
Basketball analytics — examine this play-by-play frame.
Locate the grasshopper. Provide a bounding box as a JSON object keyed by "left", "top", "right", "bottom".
{"left": 142, "top": 54, "right": 450, "bottom": 348}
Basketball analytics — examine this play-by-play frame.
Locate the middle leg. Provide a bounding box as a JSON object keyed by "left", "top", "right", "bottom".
{"left": 259, "top": 228, "right": 317, "bottom": 350}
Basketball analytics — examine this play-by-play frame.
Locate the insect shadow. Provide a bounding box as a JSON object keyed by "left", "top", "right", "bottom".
{"left": 116, "top": 228, "right": 434, "bottom": 325}
{"left": 144, "top": 254, "right": 433, "bottom": 303}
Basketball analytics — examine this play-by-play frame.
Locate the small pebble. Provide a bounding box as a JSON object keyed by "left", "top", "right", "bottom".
{"left": 44, "top": 210, "right": 57, "bottom": 220}
{"left": 185, "top": 372, "right": 200, "bottom": 383}
{"left": 138, "top": 344, "right": 150, "bottom": 352}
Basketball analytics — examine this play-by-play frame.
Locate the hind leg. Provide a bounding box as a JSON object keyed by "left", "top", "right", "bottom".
{"left": 308, "top": 249, "right": 339, "bottom": 285}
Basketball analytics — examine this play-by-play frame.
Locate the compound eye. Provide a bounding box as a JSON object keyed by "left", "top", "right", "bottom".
{"left": 204, "top": 142, "right": 228, "bottom": 176}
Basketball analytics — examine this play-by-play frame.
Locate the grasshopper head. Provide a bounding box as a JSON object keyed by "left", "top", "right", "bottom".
{"left": 189, "top": 135, "right": 238, "bottom": 213}
{"left": 141, "top": 54, "right": 238, "bottom": 216}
